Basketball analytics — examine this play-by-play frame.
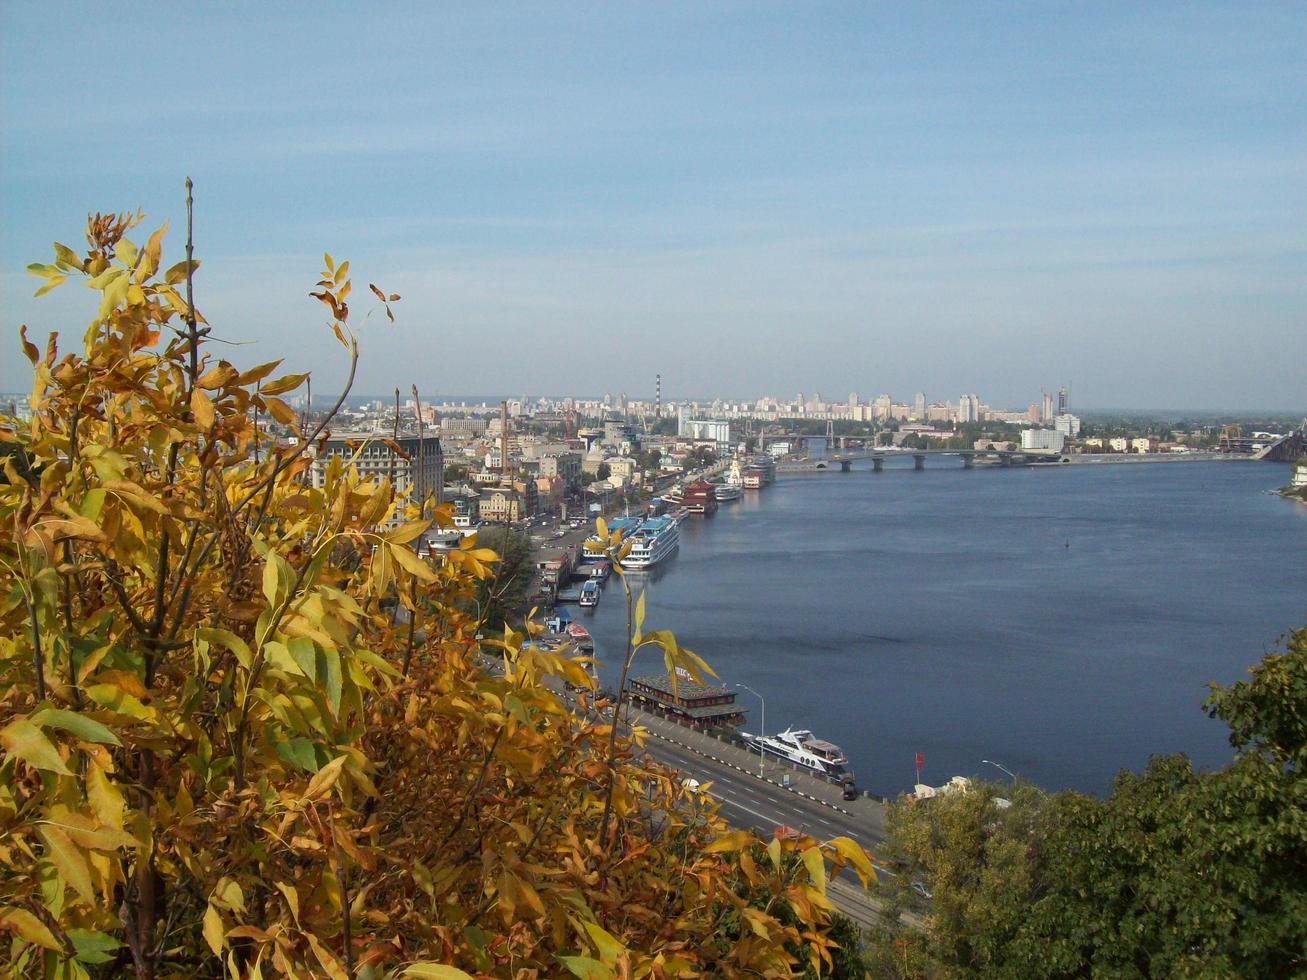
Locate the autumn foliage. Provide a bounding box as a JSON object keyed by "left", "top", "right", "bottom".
{"left": 0, "top": 202, "right": 872, "bottom": 978}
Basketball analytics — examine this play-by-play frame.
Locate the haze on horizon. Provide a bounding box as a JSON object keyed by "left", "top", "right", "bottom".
{"left": 2, "top": 3, "right": 1303, "bottom": 411}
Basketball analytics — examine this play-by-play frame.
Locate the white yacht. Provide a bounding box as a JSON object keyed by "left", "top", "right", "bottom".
{"left": 744, "top": 728, "right": 852, "bottom": 781}
{"left": 622, "top": 515, "right": 679, "bottom": 569}
{"left": 579, "top": 579, "right": 601, "bottom": 608}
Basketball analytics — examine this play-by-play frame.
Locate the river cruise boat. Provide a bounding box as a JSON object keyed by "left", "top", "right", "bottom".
{"left": 750, "top": 455, "right": 777, "bottom": 484}
{"left": 742, "top": 466, "right": 766, "bottom": 489}
{"left": 713, "top": 481, "right": 742, "bottom": 502}
{"left": 743, "top": 728, "right": 853, "bottom": 782}
{"left": 681, "top": 480, "right": 719, "bottom": 515}
{"left": 623, "top": 515, "right": 680, "bottom": 569}
{"left": 578, "top": 579, "right": 601, "bottom": 608}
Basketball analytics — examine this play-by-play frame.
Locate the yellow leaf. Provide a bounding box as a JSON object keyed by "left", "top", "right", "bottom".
{"left": 82, "top": 683, "right": 158, "bottom": 723}
{"left": 387, "top": 518, "right": 431, "bottom": 545}
{"left": 87, "top": 763, "right": 125, "bottom": 830}
{"left": 801, "top": 845, "right": 827, "bottom": 895}
{"left": 402, "top": 966, "right": 476, "bottom": 979}
{"left": 203, "top": 903, "right": 224, "bottom": 955}
{"left": 263, "top": 395, "right": 297, "bottom": 426}
{"left": 260, "top": 372, "right": 309, "bottom": 396}
{"left": 1, "top": 717, "right": 72, "bottom": 775}
{"left": 0, "top": 907, "right": 61, "bottom": 951}
{"left": 827, "top": 835, "right": 876, "bottom": 886}
{"left": 582, "top": 921, "right": 624, "bottom": 965}
{"left": 137, "top": 221, "right": 167, "bottom": 280}
{"left": 38, "top": 825, "right": 95, "bottom": 903}
{"left": 190, "top": 387, "right": 215, "bottom": 429}
{"left": 766, "top": 836, "right": 782, "bottom": 869}
{"left": 704, "top": 829, "right": 753, "bottom": 854}
{"left": 196, "top": 363, "right": 236, "bottom": 389}
{"left": 304, "top": 754, "right": 347, "bottom": 801}
{"left": 390, "top": 542, "right": 436, "bottom": 583}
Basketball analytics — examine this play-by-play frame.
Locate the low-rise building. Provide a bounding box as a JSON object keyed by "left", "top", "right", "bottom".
{"left": 1291, "top": 460, "right": 1307, "bottom": 488}
{"left": 1131, "top": 437, "right": 1158, "bottom": 453}
{"left": 1109, "top": 437, "right": 1130, "bottom": 453}
{"left": 478, "top": 479, "right": 538, "bottom": 523}
{"left": 627, "top": 673, "right": 747, "bottom": 730}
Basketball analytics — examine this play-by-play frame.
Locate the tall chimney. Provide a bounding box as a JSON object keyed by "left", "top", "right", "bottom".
{"left": 500, "top": 399, "right": 510, "bottom": 482}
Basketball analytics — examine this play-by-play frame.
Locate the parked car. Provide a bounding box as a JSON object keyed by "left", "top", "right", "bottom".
{"left": 842, "top": 783, "right": 860, "bottom": 801}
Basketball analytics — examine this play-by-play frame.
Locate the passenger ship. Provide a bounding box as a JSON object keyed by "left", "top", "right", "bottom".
{"left": 622, "top": 515, "right": 680, "bottom": 569}
{"left": 743, "top": 728, "right": 853, "bottom": 782}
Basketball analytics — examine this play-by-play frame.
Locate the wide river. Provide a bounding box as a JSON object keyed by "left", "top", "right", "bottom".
{"left": 580, "top": 458, "right": 1307, "bottom": 798}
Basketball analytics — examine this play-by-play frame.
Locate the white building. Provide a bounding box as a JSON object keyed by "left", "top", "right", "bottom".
{"left": 958, "top": 393, "right": 981, "bottom": 423}
{"left": 1292, "top": 461, "right": 1307, "bottom": 488}
{"left": 1021, "top": 428, "right": 1065, "bottom": 452}
{"left": 677, "top": 417, "right": 732, "bottom": 445}
{"left": 1054, "top": 414, "right": 1081, "bottom": 437}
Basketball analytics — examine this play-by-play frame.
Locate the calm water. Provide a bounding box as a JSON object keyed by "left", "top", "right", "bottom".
{"left": 582, "top": 459, "right": 1307, "bottom": 798}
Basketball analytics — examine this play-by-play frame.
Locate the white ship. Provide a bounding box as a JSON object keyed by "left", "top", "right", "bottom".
{"left": 622, "top": 515, "right": 680, "bottom": 569}
{"left": 714, "top": 481, "right": 742, "bottom": 502}
{"left": 744, "top": 728, "right": 852, "bottom": 782}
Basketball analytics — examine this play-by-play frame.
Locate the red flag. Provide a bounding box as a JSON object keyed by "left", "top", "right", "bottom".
{"left": 915, "top": 751, "right": 924, "bottom": 770}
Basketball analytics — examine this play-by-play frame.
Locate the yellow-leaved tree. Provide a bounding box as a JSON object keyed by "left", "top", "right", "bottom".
{"left": 0, "top": 192, "right": 873, "bottom": 978}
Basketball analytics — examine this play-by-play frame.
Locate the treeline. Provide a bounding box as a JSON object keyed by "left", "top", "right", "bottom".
{"left": 861, "top": 624, "right": 1307, "bottom": 977}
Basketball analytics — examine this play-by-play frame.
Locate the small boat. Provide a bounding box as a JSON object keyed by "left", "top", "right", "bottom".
{"left": 556, "top": 586, "right": 582, "bottom": 604}
{"left": 579, "top": 580, "right": 600, "bottom": 608}
{"left": 589, "top": 560, "right": 611, "bottom": 584}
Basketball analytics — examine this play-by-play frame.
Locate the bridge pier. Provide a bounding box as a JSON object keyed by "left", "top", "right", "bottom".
{"left": 961, "top": 452, "right": 975, "bottom": 469}
{"left": 913, "top": 454, "right": 926, "bottom": 471}
{"left": 871, "top": 456, "right": 884, "bottom": 472}
{"left": 839, "top": 458, "right": 852, "bottom": 472}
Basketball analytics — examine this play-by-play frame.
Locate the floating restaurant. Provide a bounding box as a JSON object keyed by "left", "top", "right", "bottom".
{"left": 627, "top": 672, "right": 746, "bottom": 730}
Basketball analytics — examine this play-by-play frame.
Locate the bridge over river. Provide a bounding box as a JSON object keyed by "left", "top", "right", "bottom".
{"left": 777, "top": 448, "right": 1257, "bottom": 474}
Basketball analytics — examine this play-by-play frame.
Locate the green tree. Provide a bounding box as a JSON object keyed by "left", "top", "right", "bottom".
{"left": 463, "top": 525, "right": 534, "bottom": 631}
{"left": 442, "top": 462, "right": 469, "bottom": 482}
{"left": 871, "top": 624, "right": 1307, "bottom": 977}
{"left": 596, "top": 461, "right": 611, "bottom": 481}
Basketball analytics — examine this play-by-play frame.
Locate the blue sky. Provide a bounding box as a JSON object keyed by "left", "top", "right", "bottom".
{"left": 2, "top": 2, "right": 1304, "bottom": 409}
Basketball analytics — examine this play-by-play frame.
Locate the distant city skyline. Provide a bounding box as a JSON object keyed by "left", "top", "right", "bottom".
{"left": 2, "top": 4, "right": 1304, "bottom": 408}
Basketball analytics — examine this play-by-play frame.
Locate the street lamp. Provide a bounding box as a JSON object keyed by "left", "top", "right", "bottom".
{"left": 981, "top": 759, "right": 1016, "bottom": 781}
{"left": 736, "top": 683, "right": 765, "bottom": 778}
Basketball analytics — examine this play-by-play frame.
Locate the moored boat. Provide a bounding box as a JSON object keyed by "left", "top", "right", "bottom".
{"left": 713, "top": 481, "right": 742, "bottom": 502}
{"left": 743, "top": 728, "right": 853, "bottom": 783}
{"left": 623, "top": 515, "right": 680, "bottom": 569}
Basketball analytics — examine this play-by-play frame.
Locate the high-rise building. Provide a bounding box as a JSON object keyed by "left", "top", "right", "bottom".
{"left": 1041, "top": 391, "right": 1054, "bottom": 423}
{"left": 873, "top": 394, "right": 892, "bottom": 422}
{"left": 1057, "top": 385, "right": 1069, "bottom": 416}
{"left": 913, "top": 392, "right": 926, "bottom": 420}
{"left": 958, "top": 393, "right": 981, "bottom": 423}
